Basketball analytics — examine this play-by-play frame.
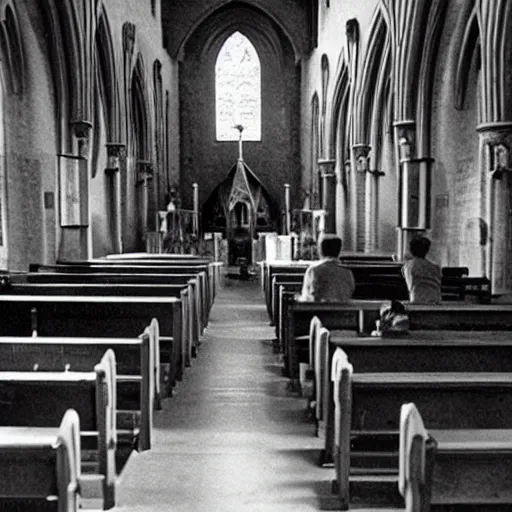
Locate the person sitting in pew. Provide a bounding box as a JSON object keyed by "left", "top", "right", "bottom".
{"left": 298, "top": 235, "right": 355, "bottom": 303}
{"left": 402, "top": 235, "right": 441, "bottom": 304}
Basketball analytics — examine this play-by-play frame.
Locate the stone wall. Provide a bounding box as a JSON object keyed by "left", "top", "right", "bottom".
{"left": 179, "top": 3, "right": 301, "bottom": 216}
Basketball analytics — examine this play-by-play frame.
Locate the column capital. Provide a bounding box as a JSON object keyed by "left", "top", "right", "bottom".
{"left": 137, "top": 160, "right": 153, "bottom": 174}
{"left": 70, "top": 120, "right": 93, "bottom": 139}
{"left": 106, "top": 142, "right": 126, "bottom": 158}
{"left": 352, "top": 144, "right": 371, "bottom": 172}
{"left": 318, "top": 159, "right": 336, "bottom": 176}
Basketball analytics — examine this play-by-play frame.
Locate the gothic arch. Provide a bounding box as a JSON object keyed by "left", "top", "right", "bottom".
{"left": 173, "top": 1, "right": 301, "bottom": 63}
{"left": 454, "top": 7, "right": 480, "bottom": 113}
{"left": 328, "top": 58, "right": 349, "bottom": 161}
{"left": 320, "top": 54, "right": 329, "bottom": 158}
{"left": 214, "top": 31, "right": 262, "bottom": 142}
{"left": 0, "top": 0, "right": 24, "bottom": 94}
{"left": 353, "top": 8, "right": 388, "bottom": 146}
{"left": 96, "top": 6, "right": 121, "bottom": 144}
{"left": 131, "top": 54, "right": 151, "bottom": 163}
{"left": 310, "top": 93, "right": 320, "bottom": 209}
{"left": 416, "top": 0, "right": 448, "bottom": 158}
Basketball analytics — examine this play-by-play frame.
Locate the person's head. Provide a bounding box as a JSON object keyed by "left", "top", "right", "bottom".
{"left": 318, "top": 235, "right": 342, "bottom": 259}
{"left": 409, "top": 236, "right": 431, "bottom": 258}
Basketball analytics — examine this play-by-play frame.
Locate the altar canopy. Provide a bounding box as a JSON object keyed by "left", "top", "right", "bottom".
{"left": 202, "top": 159, "right": 277, "bottom": 238}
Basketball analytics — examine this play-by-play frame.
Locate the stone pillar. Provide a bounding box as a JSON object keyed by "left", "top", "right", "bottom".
{"left": 192, "top": 182, "right": 199, "bottom": 235}
{"left": 318, "top": 159, "right": 336, "bottom": 234}
{"left": 477, "top": 123, "right": 512, "bottom": 294}
{"left": 367, "top": 169, "right": 385, "bottom": 252}
{"left": 284, "top": 183, "right": 291, "bottom": 235}
{"left": 137, "top": 160, "right": 154, "bottom": 233}
{"left": 105, "top": 143, "right": 125, "bottom": 253}
{"left": 352, "top": 145, "right": 371, "bottom": 251}
{"left": 59, "top": 121, "right": 92, "bottom": 261}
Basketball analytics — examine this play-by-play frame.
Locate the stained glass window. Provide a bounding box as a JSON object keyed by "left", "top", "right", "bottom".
{"left": 216, "top": 31, "right": 261, "bottom": 141}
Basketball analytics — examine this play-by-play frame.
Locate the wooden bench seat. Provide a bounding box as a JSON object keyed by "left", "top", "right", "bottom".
{"left": 317, "top": 329, "right": 512, "bottom": 463}
{"left": 55, "top": 257, "right": 221, "bottom": 312}
{"left": 396, "top": 404, "right": 512, "bottom": 511}
{"left": 29, "top": 263, "right": 212, "bottom": 323}
{"left": 0, "top": 409, "right": 81, "bottom": 512}
{"left": 0, "top": 350, "right": 116, "bottom": 509}
{"left": 6, "top": 282, "right": 198, "bottom": 377}
{"left": 0, "top": 333, "right": 153, "bottom": 451}
{"left": 332, "top": 351, "right": 512, "bottom": 509}
{"left": 14, "top": 273, "right": 204, "bottom": 349}
{"left": 0, "top": 295, "right": 182, "bottom": 399}
{"left": 285, "top": 301, "right": 512, "bottom": 383}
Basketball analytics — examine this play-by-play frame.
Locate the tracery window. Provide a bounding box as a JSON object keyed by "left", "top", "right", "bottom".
{"left": 215, "top": 31, "right": 261, "bottom": 141}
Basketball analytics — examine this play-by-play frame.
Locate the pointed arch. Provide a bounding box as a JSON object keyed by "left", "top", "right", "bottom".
{"left": 0, "top": 0, "right": 24, "bottom": 94}
{"left": 416, "top": 0, "right": 448, "bottom": 158}
{"left": 131, "top": 54, "right": 151, "bottom": 162}
{"left": 454, "top": 8, "right": 480, "bottom": 113}
{"left": 320, "top": 54, "right": 330, "bottom": 158}
{"left": 96, "top": 5, "right": 121, "bottom": 144}
{"left": 369, "top": 41, "right": 392, "bottom": 171}
{"left": 328, "top": 58, "right": 350, "bottom": 160}
{"left": 310, "top": 92, "right": 320, "bottom": 208}
{"left": 215, "top": 31, "right": 261, "bottom": 141}
{"left": 353, "top": 7, "right": 389, "bottom": 146}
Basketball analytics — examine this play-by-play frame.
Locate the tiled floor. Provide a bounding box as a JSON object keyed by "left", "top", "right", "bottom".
{"left": 114, "top": 276, "right": 338, "bottom": 511}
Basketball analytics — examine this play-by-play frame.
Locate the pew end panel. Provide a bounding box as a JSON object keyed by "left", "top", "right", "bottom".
{"left": 0, "top": 409, "right": 82, "bottom": 511}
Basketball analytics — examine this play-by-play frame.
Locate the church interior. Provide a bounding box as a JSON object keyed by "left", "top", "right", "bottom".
{"left": 1, "top": 0, "right": 512, "bottom": 511}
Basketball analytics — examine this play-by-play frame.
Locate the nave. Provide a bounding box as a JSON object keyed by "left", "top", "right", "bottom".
{"left": 115, "top": 277, "right": 330, "bottom": 512}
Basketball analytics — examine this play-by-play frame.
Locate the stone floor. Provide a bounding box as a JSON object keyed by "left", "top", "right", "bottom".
{"left": 113, "top": 275, "right": 339, "bottom": 511}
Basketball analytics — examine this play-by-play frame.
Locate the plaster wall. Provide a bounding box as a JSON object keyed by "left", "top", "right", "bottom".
{"left": 430, "top": 0, "right": 481, "bottom": 272}
{"left": 5, "top": 2, "right": 58, "bottom": 270}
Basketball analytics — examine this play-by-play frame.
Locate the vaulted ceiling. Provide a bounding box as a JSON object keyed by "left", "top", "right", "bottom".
{"left": 161, "top": 0, "right": 314, "bottom": 62}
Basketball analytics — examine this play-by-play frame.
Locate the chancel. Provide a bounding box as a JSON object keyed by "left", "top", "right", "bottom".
{"left": 1, "top": 1, "right": 512, "bottom": 511}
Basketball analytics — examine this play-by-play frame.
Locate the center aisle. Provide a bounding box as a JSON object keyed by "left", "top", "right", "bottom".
{"left": 115, "top": 276, "right": 334, "bottom": 511}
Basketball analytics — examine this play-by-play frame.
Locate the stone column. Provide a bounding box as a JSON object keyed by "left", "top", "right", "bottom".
{"left": 367, "top": 169, "right": 385, "bottom": 252}
{"left": 59, "top": 121, "right": 92, "bottom": 261}
{"left": 477, "top": 122, "right": 512, "bottom": 294}
{"left": 284, "top": 183, "right": 291, "bottom": 235}
{"left": 318, "top": 159, "right": 337, "bottom": 234}
{"left": 105, "top": 143, "right": 125, "bottom": 253}
{"left": 352, "top": 145, "right": 371, "bottom": 251}
{"left": 192, "top": 182, "right": 199, "bottom": 235}
{"left": 137, "top": 160, "right": 154, "bottom": 234}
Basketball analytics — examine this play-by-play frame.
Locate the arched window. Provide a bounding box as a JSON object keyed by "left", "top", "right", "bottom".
{"left": 215, "top": 31, "right": 261, "bottom": 142}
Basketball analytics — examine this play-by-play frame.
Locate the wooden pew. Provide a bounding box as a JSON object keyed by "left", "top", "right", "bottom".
{"left": 271, "top": 273, "right": 491, "bottom": 329}
{"left": 284, "top": 301, "right": 512, "bottom": 383}
{"left": 0, "top": 350, "right": 116, "bottom": 509}
{"left": 0, "top": 295, "right": 182, "bottom": 399}
{"left": 30, "top": 263, "right": 212, "bottom": 323}
{"left": 6, "top": 282, "right": 198, "bottom": 377}
{"left": 102, "top": 253, "right": 225, "bottom": 301}
{"left": 16, "top": 273, "right": 204, "bottom": 346}
{"left": 0, "top": 332, "right": 153, "bottom": 452}
{"left": 331, "top": 348, "right": 512, "bottom": 509}
{"left": 0, "top": 409, "right": 81, "bottom": 512}
{"left": 55, "top": 257, "right": 220, "bottom": 312}
{"left": 317, "top": 328, "right": 512, "bottom": 468}
{"left": 397, "top": 403, "right": 512, "bottom": 511}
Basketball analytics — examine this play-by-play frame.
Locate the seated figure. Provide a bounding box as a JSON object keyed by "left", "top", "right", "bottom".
{"left": 299, "top": 235, "right": 355, "bottom": 302}
{"left": 402, "top": 236, "right": 442, "bottom": 304}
